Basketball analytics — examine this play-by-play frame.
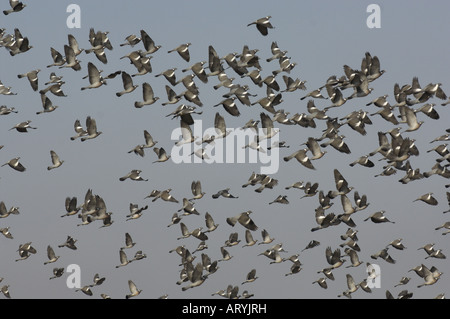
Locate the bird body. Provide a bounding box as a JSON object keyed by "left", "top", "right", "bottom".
{"left": 338, "top": 274, "right": 359, "bottom": 298}
{"left": 116, "top": 249, "right": 133, "bottom": 268}
{"left": 178, "top": 198, "right": 200, "bottom": 216}
{"left": 156, "top": 68, "right": 178, "bottom": 86}
{"left": 116, "top": 71, "right": 138, "bottom": 97}
{"left": 212, "top": 188, "right": 238, "bottom": 199}
{"left": 17, "top": 69, "right": 40, "bottom": 91}
{"left": 126, "top": 280, "right": 142, "bottom": 298}
{"left": 414, "top": 193, "right": 438, "bottom": 206}
{"left": 44, "top": 245, "right": 59, "bottom": 265}
{"left": 190, "top": 180, "right": 205, "bottom": 200}
{"left": 284, "top": 149, "right": 315, "bottom": 170}
{"left": 58, "top": 235, "right": 77, "bottom": 250}
{"left": 2, "top": 157, "right": 26, "bottom": 172}
{"left": 243, "top": 229, "right": 258, "bottom": 247}
{"left": 48, "top": 150, "right": 64, "bottom": 170}
{"left": 135, "top": 82, "right": 159, "bottom": 108}
{"left": 325, "top": 246, "right": 345, "bottom": 269}
{"left": 364, "top": 211, "right": 395, "bottom": 224}
{"left": 205, "top": 212, "right": 219, "bottom": 232}
{"left": 119, "top": 169, "right": 148, "bottom": 182}
{"left": 0, "top": 227, "right": 13, "bottom": 239}
{"left": 3, "top": 0, "right": 26, "bottom": 15}
{"left": 80, "top": 116, "right": 102, "bottom": 142}
{"left": 247, "top": 16, "right": 274, "bottom": 36}
{"left": 226, "top": 211, "right": 258, "bottom": 231}
{"left": 168, "top": 43, "right": 191, "bottom": 62}
{"left": 122, "top": 232, "right": 136, "bottom": 250}
{"left": 81, "top": 62, "right": 106, "bottom": 90}
{"left": 9, "top": 120, "right": 36, "bottom": 133}
{"left": 242, "top": 269, "right": 258, "bottom": 284}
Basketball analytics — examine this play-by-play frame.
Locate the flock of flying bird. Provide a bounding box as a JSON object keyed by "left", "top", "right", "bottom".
{"left": 1, "top": 2, "right": 450, "bottom": 299}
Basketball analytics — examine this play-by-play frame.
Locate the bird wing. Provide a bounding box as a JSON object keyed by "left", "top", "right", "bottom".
{"left": 177, "top": 44, "right": 190, "bottom": 62}
{"left": 315, "top": 206, "right": 326, "bottom": 225}
{"left": 63, "top": 45, "right": 76, "bottom": 64}
{"left": 143, "top": 130, "right": 154, "bottom": 146}
{"left": 404, "top": 106, "right": 419, "bottom": 128}
{"left": 142, "top": 82, "right": 154, "bottom": 102}
{"left": 191, "top": 263, "right": 203, "bottom": 283}
{"left": 159, "top": 147, "right": 168, "bottom": 159}
{"left": 87, "top": 117, "right": 98, "bottom": 135}
{"left": 40, "top": 94, "right": 52, "bottom": 111}
{"left": 295, "top": 149, "right": 315, "bottom": 169}
{"left": 220, "top": 247, "right": 230, "bottom": 258}
{"left": 94, "top": 196, "right": 107, "bottom": 217}
{"left": 260, "top": 112, "right": 274, "bottom": 131}
{"left": 125, "top": 233, "right": 133, "bottom": 246}
{"left": 50, "top": 47, "right": 65, "bottom": 65}
{"left": 226, "top": 216, "right": 238, "bottom": 227}
{"left": 73, "top": 119, "right": 85, "bottom": 134}
{"left": 140, "top": 30, "right": 155, "bottom": 51}
{"left": 214, "top": 112, "right": 227, "bottom": 136}
{"left": 50, "top": 150, "right": 60, "bottom": 165}
{"left": 331, "top": 248, "right": 342, "bottom": 265}
{"left": 238, "top": 212, "right": 258, "bottom": 231}
{"left": 68, "top": 34, "right": 81, "bottom": 53}
{"left": 261, "top": 229, "right": 271, "bottom": 241}
{"left": 64, "top": 197, "right": 72, "bottom": 212}
{"left": 306, "top": 137, "right": 322, "bottom": 157}
{"left": 205, "top": 212, "right": 215, "bottom": 229}
{"left": 256, "top": 23, "right": 269, "bottom": 36}
{"left": 341, "top": 195, "right": 354, "bottom": 214}
{"left": 47, "top": 245, "right": 56, "bottom": 259}
{"left": 325, "top": 246, "right": 333, "bottom": 265}
{"left": 346, "top": 274, "right": 357, "bottom": 290}
{"left": 194, "top": 181, "right": 202, "bottom": 196}
{"left": 121, "top": 71, "right": 134, "bottom": 90}
{"left": 128, "top": 280, "right": 138, "bottom": 294}
{"left": 180, "top": 222, "right": 190, "bottom": 236}
{"left": 208, "top": 45, "right": 222, "bottom": 73}
{"left": 334, "top": 169, "right": 349, "bottom": 192}
{"left": 245, "top": 229, "right": 255, "bottom": 243}
{"left": 191, "top": 180, "right": 198, "bottom": 195}
{"left": 229, "top": 232, "right": 239, "bottom": 243}
{"left": 348, "top": 249, "right": 360, "bottom": 265}
{"left": 11, "top": 159, "right": 26, "bottom": 172}
{"left": 369, "top": 56, "right": 381, "bottom": 75}
{"left": 180, "top": 119, "right": 194, "bottom": 141}
{"left": 119, "top": 250, "right": 128, "bottom": 264}
{"left": 248, "top": 269, "right": 256, "bottom": 280}
{"left": 87, "top": 62, "right": 101, "bottom": 84}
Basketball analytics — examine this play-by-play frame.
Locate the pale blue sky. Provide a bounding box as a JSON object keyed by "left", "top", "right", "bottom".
{"left": 0, "top": 0, "right": 449, "bottom": 299}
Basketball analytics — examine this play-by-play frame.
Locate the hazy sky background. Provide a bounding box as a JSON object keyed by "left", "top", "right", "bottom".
{"left": 1, "top": 0, "right": 449, "bottom": 299}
